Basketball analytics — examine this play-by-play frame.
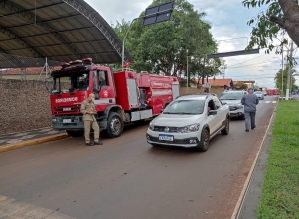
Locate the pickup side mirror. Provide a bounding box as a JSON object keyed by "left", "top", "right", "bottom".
{"left": 221, "top": 101, "right": 227, "bottom": 105}
{"left": 208, "top": 110, "right": 218, "bottom": 116}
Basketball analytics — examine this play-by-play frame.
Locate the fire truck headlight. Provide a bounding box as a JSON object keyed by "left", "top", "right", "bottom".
{"left": 149, "top": 122, "right": 155, "bottom": 131}
{"left": 52, "top": 118, "right": 57, "bottom": 123}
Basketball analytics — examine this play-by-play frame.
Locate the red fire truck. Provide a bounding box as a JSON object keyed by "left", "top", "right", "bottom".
{"left": 50, "top": 58, "right": 180, "bottom": 138}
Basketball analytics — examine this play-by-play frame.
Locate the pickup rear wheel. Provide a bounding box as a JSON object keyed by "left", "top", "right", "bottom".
{"left": 197, "top": 128, "right": 210, "bottom": 152}
{"left": 66, "top": 130, "right": 84, "bottom": 137}
{"left": 221, "top": 117, "right": 230, "bottom": 135}
{"left": 106, "top": 112, "right": 124, "bottom": 138}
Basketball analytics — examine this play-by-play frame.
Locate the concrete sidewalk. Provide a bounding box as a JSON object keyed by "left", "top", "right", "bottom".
{"left": 0, "top": 127, "right": 69, "bottom": 152}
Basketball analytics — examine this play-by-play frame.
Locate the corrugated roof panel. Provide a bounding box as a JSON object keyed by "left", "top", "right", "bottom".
{"left": 0, "top": 0, "right": 133, "bottom": 68}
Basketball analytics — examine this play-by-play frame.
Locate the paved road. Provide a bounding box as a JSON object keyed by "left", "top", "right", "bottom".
{"left": 0, "top": 96, "right": 278, "bottom": 219}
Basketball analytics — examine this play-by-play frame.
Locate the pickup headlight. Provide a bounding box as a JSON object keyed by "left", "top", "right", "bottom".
{"left": 180, "top": 124, "right": 200, "bottom": 133}
{"left": 236, "top": 104, "right": 243, "bottom": 109}
{"left": 149, "top": 122, "right": 155, "bottom": 130}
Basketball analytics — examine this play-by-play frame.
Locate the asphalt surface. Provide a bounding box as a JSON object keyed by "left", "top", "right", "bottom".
{"left": 0, "top": 96, "right": 278, "bottom": 219}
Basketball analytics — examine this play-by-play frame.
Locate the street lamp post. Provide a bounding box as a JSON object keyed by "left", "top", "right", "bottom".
{"left": 187, "top": 55, "right": 189, "bottom": 94}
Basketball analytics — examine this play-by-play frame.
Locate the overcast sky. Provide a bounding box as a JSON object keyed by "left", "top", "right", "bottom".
{"left": 86, "top": 0, "right": 298, "bottom": 88}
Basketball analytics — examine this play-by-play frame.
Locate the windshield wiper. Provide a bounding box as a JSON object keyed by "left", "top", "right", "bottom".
{"left": 221, "top": 98, "right": 237, "bottom": 100}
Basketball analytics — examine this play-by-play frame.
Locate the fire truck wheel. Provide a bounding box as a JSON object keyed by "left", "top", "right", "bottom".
{"left": 66, "top": 130, "right": 84, "bottom": 137}
{"left": 106, "top": 112, "right": 124, "bottom": 138}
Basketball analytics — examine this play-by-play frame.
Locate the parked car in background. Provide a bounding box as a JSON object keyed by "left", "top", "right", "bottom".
{"left": 254, "top": 91, "right": 264, "bottom": 100}
{"left": 219, "top": 90, "right": 247, "bottom": 120}
{"left": 146, "top": 94, "right": 230, "bottom": 152}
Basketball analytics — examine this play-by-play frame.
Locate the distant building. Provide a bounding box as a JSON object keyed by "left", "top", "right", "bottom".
{"left": 192, "top": 78, "right": 233, "bottom": 89}
{"left": 0, "top": 66, "right": 59, "bottom": 80}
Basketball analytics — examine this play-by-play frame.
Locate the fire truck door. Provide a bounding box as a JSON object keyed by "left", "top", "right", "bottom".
{"left": 172, "top": 84, "right": 180, "bottom": 100}
{"left": 127, "top": 78, "right": 138, "bottom": 108}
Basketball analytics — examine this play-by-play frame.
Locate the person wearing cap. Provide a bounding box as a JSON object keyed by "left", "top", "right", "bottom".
{"left": 241, "top": 87, "right": 259, "bottom": 132}
{"left": 80, "top": 93, "right": 103, "bottom": 146}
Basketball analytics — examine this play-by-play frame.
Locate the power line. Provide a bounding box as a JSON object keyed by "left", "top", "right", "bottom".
{"left": 226, "top": 59, "right": 280, "bottom": 68}
{"left": 227, "top": 54, "right": 267, "bottom": 67}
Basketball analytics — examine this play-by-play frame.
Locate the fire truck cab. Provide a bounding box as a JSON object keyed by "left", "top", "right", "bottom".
{"left": 50, "top": 58, "right": 180, "bottom": 138}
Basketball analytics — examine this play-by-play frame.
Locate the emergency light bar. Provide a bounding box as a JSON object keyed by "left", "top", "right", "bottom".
{"left": 69, "top": 60, "right": 83, "bottom": 65}
{"left": 82, "top": 57, "right": 92, "bottom": 65}
{"left": 61, "top": 62, "right": 70, "bottom": 68}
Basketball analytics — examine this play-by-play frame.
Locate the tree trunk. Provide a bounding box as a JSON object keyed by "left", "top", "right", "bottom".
{"left": 270, "top": 0, "right": 299, "bottom": 47}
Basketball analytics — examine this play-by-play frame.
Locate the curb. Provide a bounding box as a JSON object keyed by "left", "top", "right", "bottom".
{"left": 230, "top": 101, "right": 278, "bottom": 219}
{"left": 0, "top": 134, "right": 70, "bottom": 153}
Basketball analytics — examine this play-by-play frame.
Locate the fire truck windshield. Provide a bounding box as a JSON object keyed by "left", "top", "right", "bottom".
{"left": 52, "top": 71, "right": 89, "bottom": 94}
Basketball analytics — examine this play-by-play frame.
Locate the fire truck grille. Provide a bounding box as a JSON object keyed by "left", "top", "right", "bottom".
{"left": 54, "top": 105, "right": 81, "bottom": 115}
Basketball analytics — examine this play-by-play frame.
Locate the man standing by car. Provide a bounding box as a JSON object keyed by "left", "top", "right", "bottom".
{"left": 241, "top": 88, "right": 259, "bottom": 132}
{"left": 80, "top": 93, "right": 103, "bottom": 146}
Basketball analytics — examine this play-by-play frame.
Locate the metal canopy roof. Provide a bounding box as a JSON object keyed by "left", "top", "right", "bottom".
{"left": 0, "top": 0, "right": 133, "bottom": 68}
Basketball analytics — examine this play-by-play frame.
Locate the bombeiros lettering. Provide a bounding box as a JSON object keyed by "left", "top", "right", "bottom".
{"left": 55, "top": 97, "right": 78, "bottom": 103}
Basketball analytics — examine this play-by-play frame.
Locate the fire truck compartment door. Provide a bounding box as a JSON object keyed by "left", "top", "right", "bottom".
{"left": 127, "top": 78, "right": 138, "bottom": 108}
{"left": 131, "top": 109, "right": 153, "bottom": 121}
{"left": 172, "top": 84, "right": 180, "bottom": 99}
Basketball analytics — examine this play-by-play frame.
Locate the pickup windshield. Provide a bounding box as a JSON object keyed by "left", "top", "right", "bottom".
{"left": 52, "top": 71, "right": 89, "bottom": 94}
{"left": 163, "top": 99, "right": 205, "bottom": 114}
{"left": 219, "top": 92, "right": 244, "bottom": 100}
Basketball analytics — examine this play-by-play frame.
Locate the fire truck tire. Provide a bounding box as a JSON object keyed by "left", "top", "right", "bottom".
{"left": 66, "top": 130, "right": 84, "bottom": 137}
{"left": 106, "top": 112, "right": 124, "bottom": 138}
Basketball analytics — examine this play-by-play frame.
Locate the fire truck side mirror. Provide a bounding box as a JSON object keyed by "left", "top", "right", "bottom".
{"left": 93, "top": 88, "right": 100, "bottom": 100}
{"left": 93, "top": 88, "right": 99, "bottom": 93}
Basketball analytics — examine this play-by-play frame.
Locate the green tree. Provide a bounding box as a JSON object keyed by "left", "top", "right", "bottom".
{"left": 243, "top": 0, "right": 299, "bottom": 53}
{"left": 274, "top": 66, "right": 298, "bottom": 91}
{"left": 188, "top": 56, "right": 223, "bottom": 86}
{"left": 115, "top": 0, "right": 218, "bottom": 81}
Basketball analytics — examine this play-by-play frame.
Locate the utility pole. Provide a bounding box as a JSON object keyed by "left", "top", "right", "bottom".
{"left": 286, "top": 40, "right": 294, "bottom": 100}
{"left": 281, "top": 50, "right": 283, "bottom": 97}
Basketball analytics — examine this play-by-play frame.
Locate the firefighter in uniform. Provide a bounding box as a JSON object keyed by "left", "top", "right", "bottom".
{"left": 80, "top": 93, "right": 103, "bottom": 146}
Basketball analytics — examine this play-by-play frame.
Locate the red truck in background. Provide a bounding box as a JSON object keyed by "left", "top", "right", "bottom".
{"left": 265, "top": 89, "right": 280, "bottom": 96}
{"left": 50, "top": 58, "right": 180, "bottom": 138}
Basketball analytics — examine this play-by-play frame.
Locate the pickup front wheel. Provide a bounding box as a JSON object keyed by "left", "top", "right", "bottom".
{"left": 197, "top": 128, "right": 210, "bottom": 152}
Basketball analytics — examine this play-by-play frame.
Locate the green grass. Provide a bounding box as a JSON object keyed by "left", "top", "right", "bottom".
{"left": 258, "top": 100, "right": 299, "bottom": 219}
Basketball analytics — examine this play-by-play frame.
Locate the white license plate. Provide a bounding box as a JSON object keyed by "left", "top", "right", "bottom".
{"left": 63, "top": 108, "right": 72, "bottom": 111}
{"left": 63, "top": 119, "right": 72, "bottom": 123}
{"left": 159, "top": 134, "right": 173, "bottom": 141}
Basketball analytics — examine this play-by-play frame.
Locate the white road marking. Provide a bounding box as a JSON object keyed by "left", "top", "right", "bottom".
{"left": 265, "top": 101, "right": 270, "bottom": 103}
{"left": 272, "top": 101, "right": 277, "bottom": 103}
